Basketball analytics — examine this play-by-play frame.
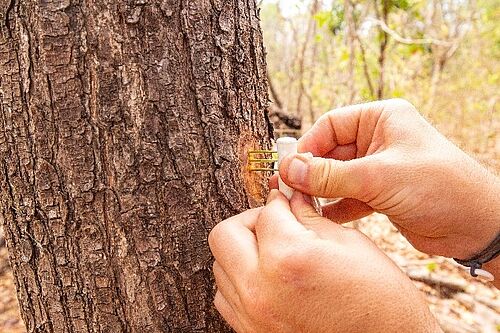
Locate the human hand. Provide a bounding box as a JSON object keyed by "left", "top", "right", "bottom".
{"left": 208, "top": 190, "right": 441, "bottom": 333}
{"left": 277, "top": 99, "right": 500, "bottom": 261}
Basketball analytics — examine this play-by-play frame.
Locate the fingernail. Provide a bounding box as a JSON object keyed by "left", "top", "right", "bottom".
{"left": 287, "top": 157, "right": 307, "bottom": 185}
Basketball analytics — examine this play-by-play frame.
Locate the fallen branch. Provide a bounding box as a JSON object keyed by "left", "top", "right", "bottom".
{"left": 368, "top": 18, "right": 454, "bottom": 47}
{"left": 406, "top": 269, "right": 467, "bottom": 295}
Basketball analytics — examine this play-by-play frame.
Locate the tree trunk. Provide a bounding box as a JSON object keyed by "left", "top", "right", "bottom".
{"left": 344, "top": 0, "right": 356, "bottom": 104}
{"left": 0, "top": 1, "right": 273, "bottom": 332}
{"left": 295, "top": 0, "right": 318, "bottom": 123}
{"left": 375, "top": 0, "right": 389, "bottom": 99}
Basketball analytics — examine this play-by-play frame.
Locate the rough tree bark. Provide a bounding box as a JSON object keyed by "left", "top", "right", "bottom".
{"left": 0, "top": 1, "right": 273, "bottom": 332}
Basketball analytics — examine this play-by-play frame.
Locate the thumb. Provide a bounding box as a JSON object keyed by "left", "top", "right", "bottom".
{"left": 289, "top": 191, "right": 342, "bottom": 237}
{"left": 279, "top": 153, "right": 371, "bottom": 199}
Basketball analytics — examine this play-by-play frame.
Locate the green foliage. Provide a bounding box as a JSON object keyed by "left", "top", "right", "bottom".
{"left": 314, "top": 3, "right": 344, "bottom": 35}
{"left": 314, "top": 33, "right": 323, "bottom": 43}
{"left": 390, "top": 0, "right": 411, "bottom": 11}
{"left": 479, "top": 0, "right": 500, "bottom": 57}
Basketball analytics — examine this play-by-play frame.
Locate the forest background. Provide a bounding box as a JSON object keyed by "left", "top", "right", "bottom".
{"left": 263, "top": 0, "right": 499, "bottom": 170}
{"left": 1, "top": 0, "right": 499, "bottom": 332}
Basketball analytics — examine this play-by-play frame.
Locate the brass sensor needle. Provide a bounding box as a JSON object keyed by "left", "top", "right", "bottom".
{"left": 248, "top": 150, "right": 278, "bottom": 172}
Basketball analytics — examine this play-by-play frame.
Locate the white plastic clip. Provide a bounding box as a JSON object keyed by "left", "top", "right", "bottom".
{"left": 275, "top": 137, "right": 322, "bottom": 215}
{"left": 276, "top": 137, "right": 298, "bottom": 200}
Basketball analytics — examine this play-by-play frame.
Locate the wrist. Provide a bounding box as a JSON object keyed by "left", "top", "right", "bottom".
{"left": 476, "top": 174, "right": 500, "bottom": 253}
{"left": 456, "top": 171, "right": 500, "bottom": 285}
{"left": 461, "top": 170, "right": 500, "bottom": 259}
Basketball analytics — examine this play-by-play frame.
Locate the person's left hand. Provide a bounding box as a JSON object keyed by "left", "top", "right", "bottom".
{"left": 208, "top": 190, "right": 442, "bottom": 333}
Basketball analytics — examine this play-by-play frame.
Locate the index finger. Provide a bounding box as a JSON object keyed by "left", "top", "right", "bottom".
{"left": 209, "top": 208, "right": 261, "bottom": 284}
{"left": 298, "top": 101, "right": 385, "bottom": 157}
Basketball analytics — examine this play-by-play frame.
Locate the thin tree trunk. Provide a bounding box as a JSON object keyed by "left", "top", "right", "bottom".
{"left": 295, "top": 0, "right": 319, "bottom": 120}
{"left": 353, "top": 3, "right": 375, "bottom": 100}
{"left": 375, "top": 0, "right": 389, "bottom": 99}
{"left": 304, "top": 19, "right": 319, "bottom": 127}
{"left": 344, "top": 0, "right": 356, "bottom": 104}
{"left": 267, "top": 71, "right": 283, "bottom": 110}
{"left": 427, "top": 58, "right": 443, "bottom": 110}
{"left": 357, "top": 38, "right": 375, "bottom": 100}
{"left": 0, "top": 1, "right": 273, "bottom": 333}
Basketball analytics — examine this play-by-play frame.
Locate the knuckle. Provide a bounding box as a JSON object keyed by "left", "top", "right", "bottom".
{"left": 389, "top": 97, "right": 410, "bottom": 107}
{"left": 212, "top": 261, "right": 221, "bottom": 276}
{"left": 258, "top": 204, "right": 273, "bottom": 221}
{"left": 212, "top": 262, "right": 223, "bottom": 284}
{"left": 256, "top": 204, "right": 282, "bottom": 235}
{"left": 318, "top": 110, "right": 334, "bottom": 123}
{"left": 314, "top": 159, "right": 338, "bottom": 196}
{"left": 208, "top": 222, "right": 227, "bottom": 247}
{"left": 255, "top": 206, "right": 272, "bottom": 232}
{"left": 239, "top": 278, "right": 275, "bottom": 325}
{"left": 207, "top": 228, "right": 216, "bottom": 247}
{"left": 389, "top": 98, "right": 417, "bottom": 114}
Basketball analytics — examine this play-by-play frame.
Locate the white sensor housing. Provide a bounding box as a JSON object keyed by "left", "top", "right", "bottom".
{"left": 276, "top": 137, "right": 298, "bottom": 200}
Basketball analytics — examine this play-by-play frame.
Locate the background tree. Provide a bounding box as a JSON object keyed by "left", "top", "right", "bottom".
{"left": 0, "top": 1, "right": 273, "bottom": 332}
{"left": 295, "top": 0, "right": 320, "bottom": 125}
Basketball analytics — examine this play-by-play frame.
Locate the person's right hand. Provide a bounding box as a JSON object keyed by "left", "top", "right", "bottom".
{"left": 278, "top": 99, "right": 500, "bottom": 262}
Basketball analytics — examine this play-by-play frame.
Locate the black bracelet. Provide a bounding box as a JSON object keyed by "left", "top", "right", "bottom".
{"left": 454, "top": 232, "right": 500, "bottom": 277}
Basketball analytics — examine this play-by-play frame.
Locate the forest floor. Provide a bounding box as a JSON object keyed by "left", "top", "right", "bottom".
{"left": 0, "top": 226, "right": 25, "bottom": 333}
{"left": 1, "top": 214, "right": 499, "bottom": 333}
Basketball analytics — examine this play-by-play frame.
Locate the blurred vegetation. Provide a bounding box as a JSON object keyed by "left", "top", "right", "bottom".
{"left": 260, "top": 0, "right": 499, "bottom": 169}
